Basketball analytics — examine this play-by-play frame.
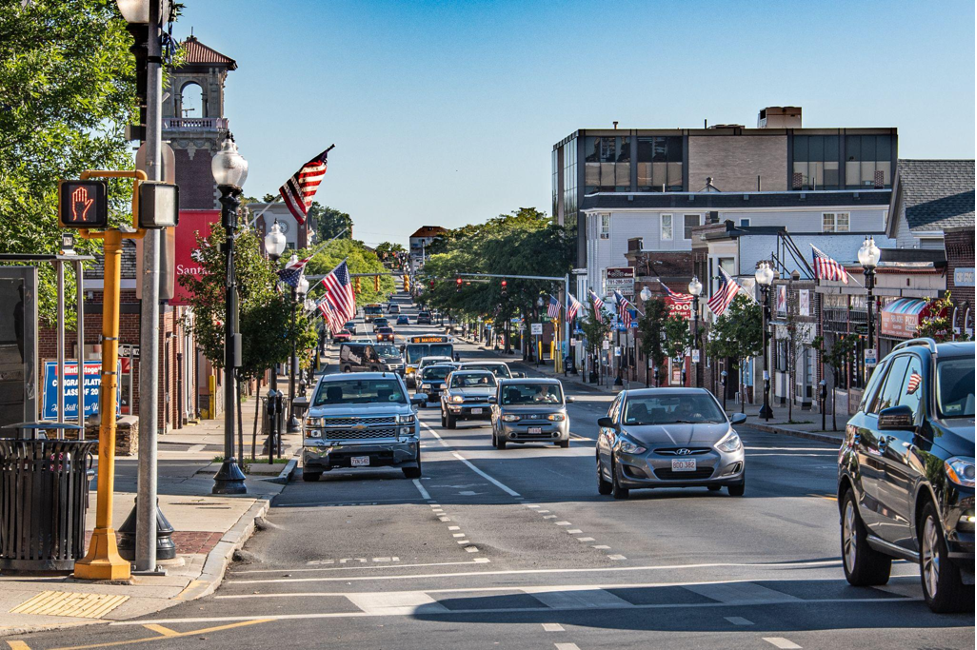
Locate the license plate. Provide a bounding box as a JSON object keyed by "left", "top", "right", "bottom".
{"left": 351, "top": 456, "right": 370, "bottom": 467}
{"left": 671, "top": 459, "right": 696, "bottom": 472}
{"left": 471, "top": 408, "right": 482, "bottom": 414}
{"left": 527, "top": 427, "right": 543, "bottom": 434}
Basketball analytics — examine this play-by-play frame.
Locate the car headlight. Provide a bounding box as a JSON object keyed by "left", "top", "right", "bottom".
{"left": 449, "top": 395, "right": 464, "bottom": 404}
{"left": 420, "top": 384, "right": 431, "bottom": 390}
{"left": 617, "top": 435, "right": 646, "bottom": 455}
{"left": 501, "top": 414, "right": 520, "bottom": 422}
{"left": 397, "top": 414, "right": 416, "bottom": 425}
{"left": 716, "top": 429, "right": 742, "bottom": 453}
{"left": 306, "top": 430, "right": 321, "bottom": 438}
{"left": 945, "top": 457, "right": 976, "bottom": 488}
{"left": 305, "top": 417, "right": 323, "bottom": 428}
{"left": 547, "top": 413, "right": 566, "bottom": 422}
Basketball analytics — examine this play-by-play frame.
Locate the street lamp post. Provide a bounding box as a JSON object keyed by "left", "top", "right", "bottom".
{"left": 535, "top": 296, "right": 544, "bottom": 366}
{"left": 639, "top": 286, "right": 652, "bottom": 386}
{"left": 858, "top": 236, "right": 881, "bottom": 381}
{"left": 287, "top": 272, "right": 310, "bottom": 433}
{"left": 688, "top": 276, "right": 703, "bottom": 388}
{"left": 263, "top": 221, "right": 286, "bottom": 456}
{"left": 212, "top": 136, "right": 248, "bottom": 495}
{"left": 755, "top": 262, "right": 775, "bottom": 421}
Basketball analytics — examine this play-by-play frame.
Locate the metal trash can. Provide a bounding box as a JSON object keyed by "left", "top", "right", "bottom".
{"left": 0, "top": 439, "right": 97, "bottom": 573}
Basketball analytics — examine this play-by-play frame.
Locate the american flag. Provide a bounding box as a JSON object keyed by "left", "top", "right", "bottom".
{"left": 812, "top": 245, "right": 849, "bottom": 284}
{"left": 279, "top": 149, "right": 330, "bottom": 225}
{"left": 547, "top": 295, "right": 562, "bottom": 319}
{"left": 661, "top": 283, "right": 694, "bottom": 305}
{"left": 588, "top": 290, "right": 605, "bottom": 323}
{"left": 707, "top": 268, "right": 740, "bottom": 317}
{"left": 317, "top": 261, "right": 356, "bottom": 335}
{"left": 613, "top": 290, "right": 643, "bottom": 316}
{"left": 567, "top": 293, "right": 582, "bottom": 321}
{"left": 277, "top": 255, "right": 311, "bottom": 288}
{"left": 906, "top": 372, "right": 922, "bottom": 395}
{"left": 612, "top": 291, "right": 635, "bottom": 328}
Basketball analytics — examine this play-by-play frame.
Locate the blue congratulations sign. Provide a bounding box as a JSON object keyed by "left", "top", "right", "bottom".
{"left": 42, "top": 360, "right": 120, "bottom": 421}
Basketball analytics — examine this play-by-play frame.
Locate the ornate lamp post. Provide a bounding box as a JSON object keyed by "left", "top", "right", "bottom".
{"left": 857, "top": 236, "right": 881, "bottom": 380}
{"left": 287, "top": 273, "right": 310, "bottom": 433}
{"left": 263, "top": 220, "right": 287, "bottom": 446}
{"left": 640, "top": 286, "right": 652, "bottom": 386}
{"left": 688, "top": 276, "right": 703, "bottom": 387}
{"left": 754, "top": 262, "right": 775, "bottom": 420}
{"left": 211, "top": 136, "right": 248, "bottom": 495}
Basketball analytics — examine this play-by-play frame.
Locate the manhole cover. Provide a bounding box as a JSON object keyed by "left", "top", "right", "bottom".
{"left": 11, "top": 591, "right": 129, "bottom": 619}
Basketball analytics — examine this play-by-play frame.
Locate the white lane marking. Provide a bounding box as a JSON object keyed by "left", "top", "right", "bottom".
{"left": 457, "top": 540, "right": 470, "bottom": 544}
{"left": 542, "top": 623, "right": 564, "bottom": 632}
{"left": 527, "top": 587, "right": 633, "bottom": 610}
{"left": 525, "top": 504, "right": 541, "bottom": 508}
{"left": 233, "top": 559, "right": 483, "bottom": 575}
{"left": 438, "top": 517, "right": 451, "bottom": 522}
{"left": 764, "top": 638, "right": 802, "bottom": 649}
{"left": 464, "top": 546, "right": 479, "bottom": 553}
{"left": 725, "top": 616, "right": 754, "bottom": 626}
{"left": 412, "top": 479, "right": 431, "bottom": 500}
{"left": 422, "top": 422, "right": 522, "bottom": 497}
{"left": 346, "top": 591, "right": 447, "bottom": 616}
{"left": 566, "top": 529, "right": 582, "bottom": 534}
{"left": 555, "top": 644, "right": 581, "bottom": 650}
{"left": 686, "top": 582, "right": 800, "bottom": 605}
{"left": 577, "top": 537, "right": 595, "bottom": 542}
{"left": 188, "top": 444, "right": 206, "bottom": 453}
{"left": 608, "top": 555, "right": 627, "bottom": 561}
{"left": 448, "top": 526, "right": 460, "bottom": 531}
{"left": 592, "top": 545, "right": 610, "bottom": 550}
{"left": 537, "top": 510, "right": 550, "bottom": 513}
{"left": 452, "top": 533, "right": 465, "bottom": 538}
{"left": 230, "top": 559, "right": 843, "bottom": 584}
{"left": 555, "top": 521, "right": 571, "bottom": 526}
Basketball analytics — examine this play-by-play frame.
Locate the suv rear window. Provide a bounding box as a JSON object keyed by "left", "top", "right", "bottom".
{"left": 937, "top": 358, "right": 975, "bottom": 418}
{"left": 314, "top": 379, "right": 406, "bottom": 406}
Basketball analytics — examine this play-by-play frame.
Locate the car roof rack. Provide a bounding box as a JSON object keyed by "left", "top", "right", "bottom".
{"left": 892, "top": 338, "right": 939, "bottom": 355}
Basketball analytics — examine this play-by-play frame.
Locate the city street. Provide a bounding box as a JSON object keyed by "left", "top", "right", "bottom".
{"left": 12, "top": 307, "right": 973, "bottom": 650}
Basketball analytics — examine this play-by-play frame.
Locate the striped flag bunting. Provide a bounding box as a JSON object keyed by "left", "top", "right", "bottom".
{"left": 588, "top": 290, "right": 605, "bottom": 323}
{"left": 277, "top": 255, "right": 311, "bottom": 288}
{"left": 707, "top": 268, "right": 740, "bottom": 317}
{"left": 279, "top": 148, "right": 330, "bottom": 225}
{"left": 812, "top": 245, "right": 849, "bottom": 284}
{"left": 660, "top": 282, "right": 694, "bottom": 305}
{"left": 547, "top": 295, "right": 562, "bottom": 319}
{"left": 317, "top": 260, "right": 356, "bottom": 335}
{"left": 567, "top": 293, "right": 582, "bottom": 321}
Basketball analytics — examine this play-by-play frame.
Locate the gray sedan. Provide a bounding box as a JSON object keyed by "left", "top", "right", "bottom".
{"left": 491, "top": 379, "right": 572, "bottom": 449}
{"left": 596, "top": 388, "right": 748, "bottom": 499}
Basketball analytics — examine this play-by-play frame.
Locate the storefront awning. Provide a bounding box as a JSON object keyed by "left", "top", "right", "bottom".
{"left": 880, "top": 298, "right": 927, "bottom": 339}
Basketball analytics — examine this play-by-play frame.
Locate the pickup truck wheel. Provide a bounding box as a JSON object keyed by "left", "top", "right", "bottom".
{"left": 445, "top": 412, "right": 457, "bottom": 429}
{"left": 841, "top": 489, "right": 891, "bottom": 586}
{"left": 920, "top": 501, "right": 970, "bottom": 612}
{"left": 302, "top": 471, "right": 321, "bottom": 482}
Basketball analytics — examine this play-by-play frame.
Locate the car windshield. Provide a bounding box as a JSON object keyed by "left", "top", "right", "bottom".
{"left": 623, "top": 394, "right": 726, "bottom": 425}
{"left": 501, "top": 383, "right": 563, "bottom": 405}
{"left": 936, "top": 358, "right": 975, "bottom": 418}
{"left": 375, "top": 345, "right": 400, "bottom": 358}
{"left": 313, "top": 379, "right": 407, "bottom": 406}
{"left": 451, "top": 373, "right": 497, "bottom": 388}
{"left": 464, "top": 364, "right": 510, "bottom": 378}
{"left": 422, "top": 366, "right": 452, "bottom": 380}
{"left": 364, "top": 306, "right": 382, "bottom": 314}
{"left": 429, "top": 344, "right": 453, "bottom": 358}
{"left": 377, "top": 327, "right": 393, "bottom": 333}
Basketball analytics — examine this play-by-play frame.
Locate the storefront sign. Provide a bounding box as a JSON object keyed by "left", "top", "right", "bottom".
{"left": 954, "top": 267, "right": 975, "bottom": 287}
{"left": 530, "top": 323, "right": 543, "bottom": 335}
{"left": 42, "top": 360, "right": 121, "bottom": 420}
{"left": 172, "top": 209, "right": 222, "bottom": 306}
{"left": 799, "top": 290, "right": 810, "bottom": 316}
{"left": 665, "top": 295, "right": 692, "bottom": 320}
{"left": 605, "top": 267, "right": 635, "bottom": 296}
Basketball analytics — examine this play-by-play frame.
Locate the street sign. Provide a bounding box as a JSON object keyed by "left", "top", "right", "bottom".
{"left": 605, "top": 267, "right": 635, "bottom": 296}
{"left": 614, "top": 346, "right": 621, "bottom": 357}
{"left": 119, "top": 344, "right": 140, "bottom": 358}
{"left": 602, "top": 340, "right": 610, "bottom": 350}
{"left": 58, "top": 180, "right": 108, "bottom": 229}
{"left": 692, "top": 349, "right": 700, "bottom": 363}
{"left": 864, "top": 348, "right": 877, "bottom": 367}
{"left": 530, "top": 323, "right": 543, "bottom": 335}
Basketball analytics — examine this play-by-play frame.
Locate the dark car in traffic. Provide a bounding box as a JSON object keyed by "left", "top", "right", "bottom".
{"left": 838, "top": 338, "right": 974, "bottom": 613}
{"left": 417, "top": 311, "right": 433, "bottom": 325}
{"left": 376, "top": 326, "right": 395, "bottom": 343}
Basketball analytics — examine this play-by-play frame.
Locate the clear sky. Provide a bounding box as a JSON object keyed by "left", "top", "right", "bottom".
{"left": 175, "top": 0, "right": 975, "bottom": 247}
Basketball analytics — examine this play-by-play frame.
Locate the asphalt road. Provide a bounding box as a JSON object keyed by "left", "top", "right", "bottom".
{"left": 15, "top": 299, "right": 975, "bottom": 650}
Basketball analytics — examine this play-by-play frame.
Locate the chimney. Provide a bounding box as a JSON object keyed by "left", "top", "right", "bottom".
{"left": 613, "top": 121, "right": 619, "bottom": 130}
{"left": 758, "top": 106, "right": 802, "bottom": 128}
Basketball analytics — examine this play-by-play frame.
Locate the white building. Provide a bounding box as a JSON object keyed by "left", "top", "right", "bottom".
{"left": 245, "top": 202, "right": 311, "bottom": 251}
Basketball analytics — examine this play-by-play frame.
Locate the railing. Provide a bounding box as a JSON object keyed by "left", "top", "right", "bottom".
{"left": 162, "top": 117, "right": 228, "bottom": 130}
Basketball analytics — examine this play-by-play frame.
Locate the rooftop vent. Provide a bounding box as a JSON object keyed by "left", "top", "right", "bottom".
{"left": 758, "top": 106, "right": 802, "bottom": 128}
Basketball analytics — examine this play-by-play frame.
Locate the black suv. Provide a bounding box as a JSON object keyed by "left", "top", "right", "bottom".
{"left": 838, "top": 338, "right": 974, "bottom": 612}
{"left": 417, "top": 311, "right": 433, "bottom": 325}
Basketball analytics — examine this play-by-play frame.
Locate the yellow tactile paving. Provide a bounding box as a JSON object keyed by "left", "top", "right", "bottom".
{"left": 10, "top": 591, "right": 129, "bottom": 619}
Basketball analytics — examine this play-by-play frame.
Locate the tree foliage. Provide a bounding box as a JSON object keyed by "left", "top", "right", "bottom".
{"left": 0, "top": 0, "right": 140, "bottom": 324}
{"left": 917, "top": 291, "right": 971, "bottom": 342}
{"left": 375, "top": 241, "right": 406, "bottom": 259}
{"left": 814, "top": 332, "right": 857, "bottom": 430}
{"left": 307, "top": 203, "right": 352, "bottom": 243}
{"left": 303, "top": 237, "right": 393, "bottom": 306}
{"left": 637, "top": 298, "right": 691, "bottom": 385}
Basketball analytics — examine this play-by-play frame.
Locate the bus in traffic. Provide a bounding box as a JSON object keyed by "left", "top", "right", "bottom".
{"left": 403, "top": 335, "right": 454, "bottom": 386}
{"left": 363, "top": 303, "right": 384, "bottom": 322}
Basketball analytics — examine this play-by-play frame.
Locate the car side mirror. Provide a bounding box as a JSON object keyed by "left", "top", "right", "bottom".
{"left": 730, "top": 413, "right": 747, "bottom": 425}
{"left": 566, "top": 396, "right": 575, "bottom": 404}
{"left": 597, "top": 416, "right": 614, "bottom": 428}
{"left": 411, "top": 394, "right": 428, "bottom": 405}
{"left": 878, "top": 405, "right": 915, "bottom": 431}
{"left": 488, "top": 396, "right": 497, "bottom": 404}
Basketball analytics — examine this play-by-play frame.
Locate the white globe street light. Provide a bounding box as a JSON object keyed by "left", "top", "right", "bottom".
{"left": 688, "top": 276, "right": 703, "bottom": 297}
{"left": 857, "top": 236, "right": 881, "bottom": 270}
{"left": 754, "top": 261, "right": 774, "bottom": 287}
{"left": 640, "top": 286, "right": 652, "bottom": 302}
{"left": 211, "top": 137, "right": 249, "bottom": 191}
{"left": 754, "top": 262, "right": 774, "bottom": 420}
{"left": 116, "top": 0, "right": 172, "bottom": 24}
{"left": 264, "top": 220, "right": 287, "bottom": 260}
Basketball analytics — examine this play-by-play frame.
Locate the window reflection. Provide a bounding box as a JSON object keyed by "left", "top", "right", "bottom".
{"left": 637, "top": 136, "right": 683, "bottom": 191}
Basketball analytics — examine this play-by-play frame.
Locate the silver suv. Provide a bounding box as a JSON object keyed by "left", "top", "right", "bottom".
{"left": 303, "top": 373, "right": 426, "bottom": 482}
{"left": 440, "top": 370, "right": 497, "bottom": 429}
{"left": 491, "top": 378, "right": 572, "bottom": 449}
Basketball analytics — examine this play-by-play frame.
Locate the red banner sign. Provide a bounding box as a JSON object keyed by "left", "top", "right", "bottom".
{"left": 171, "top": 209, "right": 221, "bottom": 306}
{"left": 665, "top": 295, "right": 692, "bottom": 320}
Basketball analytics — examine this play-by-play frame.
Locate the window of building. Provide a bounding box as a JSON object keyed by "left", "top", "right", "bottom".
{"left": 739, "top": 218, "right": 751, "bottom": 227}
{"left": 661, "top": 214, "right": 673, "bottom": 241}
{"left": 683, "top": 214, "right": 701, "bottom": 240}
{"left": 845, "top": 134, "right": 893, "bottom": 188}
{"left": 584, "top": 136, "right": 630, "bottom": 193}
{"left": 822, "top": 212, "right": 850, "bottom": 232}
{"left": 636, "top": 136, "right": 683, "bottom": 192}
{"left": 792, "top": 135, "right": 840, "bottom": 190}
{"left": 600, "top": 214, "right": 610, "bottom": 239}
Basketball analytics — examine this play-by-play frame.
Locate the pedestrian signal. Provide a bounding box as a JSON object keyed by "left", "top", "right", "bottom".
{"left": 59, "top": 180, "right": 108, "bottom": 229}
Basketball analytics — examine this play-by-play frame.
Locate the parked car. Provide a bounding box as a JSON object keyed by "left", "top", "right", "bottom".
{"left": 397, "top": 315, "right": 410, "bottom": 325}
{"left": 415, "top": 364, "right": 457, "bottom": 405}
{"left": 838, "top": 338, "right": 974, "bottom": 613}
{"left": 417, "top": 311, "right": 433, "bottom": 325}
{"left": 596, "top": 388, "right": 747, "bottom": 500}
{"left": 372, "top": 318, "right": 389, "bottom": 332}
{"left": 340, "top": 343, "right": 405, "bottom": 374}
{"left": 332, "top": 330, "right": 351, "bottom": 345}
{"left": 491, "top": 378, "right": 572, "bottom": 449}
{"left": 388, "top": 303, "right": 401, "bottom": 314}
{"left": 303, "top": 372, "right": 426, "bottom": 481}
{"left": 376, "top": 326, "right": 395, "bottom": 343}
{"left": 440, "top": 370, "right": 497, "bottom": 429}
{"left": 457, "top": 361, "right": 525, "bottom": 379}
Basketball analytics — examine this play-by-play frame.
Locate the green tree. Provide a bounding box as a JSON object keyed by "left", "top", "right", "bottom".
{"left": 307, "top": 203, "right": 352, "bottom": 242}
{"left": 304, "top": 238, "right": 393, "bottom": 306}
{"left": 637, "top": 298, "right": 691, "bottom": 386}
{"left": 375, "top": 241, "right": 406, "bottom": 260}
{"left": 0, "top": 0, "right": 142, "bottom": 324}
{"left": 707, "top": 296, "right": 762, "bottom": 413}
{"left": 579, "top": 309, "right": 611, "bottom": 379}
{"left": 814, "top": 333, "right": 857, "bottom": 431}
{"left": 917, "top": 291, "right": 971, "bottom": 342}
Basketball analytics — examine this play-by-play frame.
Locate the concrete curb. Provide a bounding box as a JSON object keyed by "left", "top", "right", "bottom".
{"left": 274, "top": 456, "right": 298, "bottom": 484}
{"left": 748, "top": 422, "right": 843, "bottom": 445}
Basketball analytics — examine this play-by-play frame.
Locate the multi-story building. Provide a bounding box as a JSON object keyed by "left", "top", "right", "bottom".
{"left": 409, "top": 226, "right": 447, "bottom": 270}
{"left": 885, "top": 159, "right": 974, "bottom": 249}
{"left": 552, "top": 106, "right": 898, "bottom": 269}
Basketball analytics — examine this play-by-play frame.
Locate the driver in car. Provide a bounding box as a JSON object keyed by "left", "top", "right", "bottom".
{"left": 674, "top": 400, "right": 702, "bottom": 422}
{"left": 533, "top": 385, "right": 560, "bottom": 404}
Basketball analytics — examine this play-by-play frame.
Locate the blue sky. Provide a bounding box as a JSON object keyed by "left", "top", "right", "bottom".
{"left": 175, "top": 0, "right": 975, "bottom": 247}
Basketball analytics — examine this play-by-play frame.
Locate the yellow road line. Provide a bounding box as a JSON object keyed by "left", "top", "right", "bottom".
{"left": 141, "top": 624, "right": 179, "bottom": 637}
{"left": 808, "top": 493, "right": 837, "bottom": 501}
{"left": 7, "top": 641, "right": 32, "bottom": 650}
{"left": 51, "top": 619, "right": 273, "bottom": 650}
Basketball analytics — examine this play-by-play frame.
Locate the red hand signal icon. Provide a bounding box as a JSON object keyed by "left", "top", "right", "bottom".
{"left": 71, "top": 186, "right": 94, "bottom": 223}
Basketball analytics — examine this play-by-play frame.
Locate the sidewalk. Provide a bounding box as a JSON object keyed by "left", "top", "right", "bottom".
{"left": 0, "top": 390, "right": 301, "bottom": 638}
{"left": 459, "top": 335, "right": 844, "bottom": 445}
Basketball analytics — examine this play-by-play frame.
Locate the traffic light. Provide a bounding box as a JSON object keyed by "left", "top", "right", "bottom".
{"left": 429, "top": 280, "right": 435, "bottom": 290}
{"left": 403, "top": 276, "right": 410, "bottom": 292}
{"left": 456, "top": 277, "right": 463, "bottom": 292}
{"left": 501, "top": 279, "right": 508, "bottom": 296}
{"left": 355, "top": 277, "right": 362, "bottom": 293}
{"left": 59, "top": 180, "right": 108, "bottom": 229}
{"left": 374, "top": 275, "right": 380, "bottom": 292}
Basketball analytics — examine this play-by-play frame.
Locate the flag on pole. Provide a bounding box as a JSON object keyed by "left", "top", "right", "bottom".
{"left": 317, "top": 260, "right": 356, "bottom": 334}
{"left": 279, "top": 148, "right": 330, "bottom": 225}
{"left": 567, "top": 293, "right": 582, "bottom": 321}
{"left": 812, "top": 245, "right": 850, "bottom": 284}
{"left": 547, "top": 295, "right": 562, "bottom": 319}
{"left": 612, "top": 290, "right": 634, "bottom": 328}
{"left": 613, "top": 290, "right": 644, "bottom": 316}
{"left": 707, "top": 268, "right": 740, "bottom": 317}
{"left": 660, "top": 282, "right": 694, "bottom": 305}
{"left": 277, "top": 255, "right": 311, "bottom": 288}
{"left": 588, "top": 290, "right": 605, "bottom": 323}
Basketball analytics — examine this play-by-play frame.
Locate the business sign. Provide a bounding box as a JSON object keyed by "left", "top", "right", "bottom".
{"left": 954, "top": 267, "right": 975, "bottom": 288}
{"left": 776, "top": 285, "right": 787, "bottom": 315}
{"left": 605, "top": 267, "right": 635, "bottom": 296}
{"left": 530, "top": 323, "right": 543, "bottom": 336}
{"left": 42, "top": 360, "right": 121, "bottom": 421}
{"left": 864, "top": 348, "right": 878, "bottom": 367}
{"left": 799, "top": 290, "right": 810, "bottom": 317}
{"left": 171, "top": 209, "right": 222, "bottom": 306}
{"left": 664, "top": 295, "right": 692, "bottom": 320}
